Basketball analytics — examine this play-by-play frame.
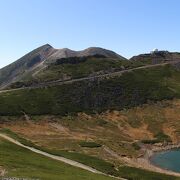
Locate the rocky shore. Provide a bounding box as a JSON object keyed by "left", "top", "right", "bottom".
{"left": 120, "top": 143, "right": 180, "bottom": 177}
{"left": 152, "top": 143, "right": 180, "bottom": 152}
{"left": 138, "top": 143, "right": 180, "bottom": 177}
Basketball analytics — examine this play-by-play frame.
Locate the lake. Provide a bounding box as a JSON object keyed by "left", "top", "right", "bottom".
{"left": 151, "top": 149, "right": 180, "bottom": 173}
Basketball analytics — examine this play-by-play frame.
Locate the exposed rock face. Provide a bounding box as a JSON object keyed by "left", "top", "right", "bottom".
{"left": 0, "top": 44, "right": 54, "bottom": 89}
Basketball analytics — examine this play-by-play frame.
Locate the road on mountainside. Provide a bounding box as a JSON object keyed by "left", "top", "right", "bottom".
{"left": 0, "top": 61, "right": 179, "bottom": 94}
{"left": 0, "top": 133, "right": 126, "bottom": 180}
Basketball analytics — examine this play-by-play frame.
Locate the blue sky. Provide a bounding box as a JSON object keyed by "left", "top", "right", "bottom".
{"left": 0, "top": 0, "right": 180, "bottom": 68}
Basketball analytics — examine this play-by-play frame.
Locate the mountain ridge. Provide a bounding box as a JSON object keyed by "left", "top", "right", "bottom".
{"left": 46, "top": 46, "right": 126, "bottom": 63}
{"left": 0, "top": 44, "right": 125, "bottom": 89}
{"left": 1, "top": 45, "right": 180, "bottom": 90}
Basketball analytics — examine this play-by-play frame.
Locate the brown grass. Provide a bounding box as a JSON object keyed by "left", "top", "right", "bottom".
{"left": 1, "top": 99, "right": 180, "bottom": 162}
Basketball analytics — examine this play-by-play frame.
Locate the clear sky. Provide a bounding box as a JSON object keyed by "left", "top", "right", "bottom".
{"left": 0, "top": 0, "right": 180, "bottom": 68}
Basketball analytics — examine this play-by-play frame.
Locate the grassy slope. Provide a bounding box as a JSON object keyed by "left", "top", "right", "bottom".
{"left": 35, "top": 57, "right": 147, "bottom": 81}
{"left": 118, "top": 166, "right": 179, "bottom": 180}
{"left": 0, "top": 64, "right": 180, "bottom": 116}
{"left": 0, "top": 129, "right": 178, "bottom": 180}
{"left": 0, "top": 129, "right": 117, "bottom": 176}
{"left": 0, "top": 138, "right": 113, "bottom": 180}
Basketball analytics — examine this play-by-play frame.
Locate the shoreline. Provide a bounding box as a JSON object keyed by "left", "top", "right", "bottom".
{"left": 120, "top": 143, "right": 180, "bottom": 177}
{"left": 102, "top": 141, "right": 180, "bottom": 177}
{"left": 138, "top": 143, "right": 180, "bottom": 176}
{"left": 151, "top": 143, "right": 180, "bottom": 153}
{"left": 149, "top": 144, "right": 180, "bottom": 173}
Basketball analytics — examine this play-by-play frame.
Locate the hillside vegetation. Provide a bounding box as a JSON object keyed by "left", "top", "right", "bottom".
{"left": 33, "top": 56, "right": 145, "bottom": 81}
{"left": 0, "top": 64, "right": 180, "bottom": 116}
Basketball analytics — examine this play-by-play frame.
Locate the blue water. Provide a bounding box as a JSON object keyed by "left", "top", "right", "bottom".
{"left": 151, "top": 149, "right": 180, "bottom": 173}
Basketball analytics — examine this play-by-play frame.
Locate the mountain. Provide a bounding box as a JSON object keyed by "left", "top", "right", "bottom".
{"left": 1, "top": 46, "right": 180, "bottom": 180}
{"left": 0, "top": 44, "right": 54, "bottom": 89}
{"left": 0, "top": 44, "right": 126, "bottom": 89}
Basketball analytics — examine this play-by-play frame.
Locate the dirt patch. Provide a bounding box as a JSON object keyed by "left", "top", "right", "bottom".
{"left": 0, "top": 166, "right": 6, "bottom": 176}
{"left": 164, "top": 108, "right": 180, "bottom": 121}
{"left": 100, "top": 111, "right": 153, "bottom": 140}
{"left": 49, "top": 123, "right": 70, "bottom": 134}
{"left": 163, "top": 124, "right": 179, "bottom": 143}
{"left": 1, "top": 120, "right": 58, "bottom": 136}
{"left": 0, "top": 119, "right": 96, "bottom": 142}
{"left": 120, "top": 123, "right": 153, "bottom": 140}
{"left": 102, "top": 110, "right": 128, "bottom": 123}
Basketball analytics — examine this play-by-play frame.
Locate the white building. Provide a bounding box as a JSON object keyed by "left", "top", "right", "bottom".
{"left": 150, "top": 48, "right": 159, "bottom": 54}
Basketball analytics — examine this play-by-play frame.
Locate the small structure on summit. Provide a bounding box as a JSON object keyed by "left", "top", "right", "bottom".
{"left": 150, "top": 48, "right": 159, "bottom": 54}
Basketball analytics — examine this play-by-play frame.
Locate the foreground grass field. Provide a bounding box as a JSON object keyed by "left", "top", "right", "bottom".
{"left": 0, "top": 129, "right": 179, "bottom": 180}
{"left": 0, "top": 138, "right": 113, "bottom": 180}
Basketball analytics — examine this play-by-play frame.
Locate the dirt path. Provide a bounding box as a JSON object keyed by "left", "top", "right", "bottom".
{"left": 0, "top": 133, "right": 126, "bottom": 179}
{"left": 0, "top": 61, "right": 179, "bottom": 94}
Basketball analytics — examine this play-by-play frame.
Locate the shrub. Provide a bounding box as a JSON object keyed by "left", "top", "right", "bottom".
{"left": 79, "top": 141, "right": 102, "bottom": 148}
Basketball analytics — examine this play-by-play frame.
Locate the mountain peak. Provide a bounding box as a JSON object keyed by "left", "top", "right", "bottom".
{"left": 0, "top": 44, "right": 126, "bottom": 89}
{"left": 43, "top": 43, "right": 53, "bottom": 48}
{"left": 46, "top": 46, "right": 125, "bottom": 63}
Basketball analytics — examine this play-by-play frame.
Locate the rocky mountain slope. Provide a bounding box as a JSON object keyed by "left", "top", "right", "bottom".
{"left": 0, "top": 44, "right": 54, "bottom": 89}
{"left": 0, "top": 44, "right": 125, "bottom": 89}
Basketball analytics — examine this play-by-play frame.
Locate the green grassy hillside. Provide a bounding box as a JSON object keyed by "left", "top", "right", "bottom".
{"left": 34, "top": 56, "right": 146, "bottom": 81}
{"left": 0, "top": 138, "right": 113, "bottom": 180}
{"left": 0, "top": 64, "right": 180, "bottom": 116}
